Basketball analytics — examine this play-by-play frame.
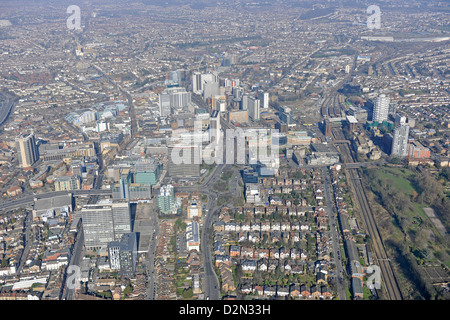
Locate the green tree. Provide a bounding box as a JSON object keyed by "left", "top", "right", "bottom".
{"left": 123, "top": 284, "right": 133, "bottom": 296}
{"left": 413, "top": 171, "right": 443, "bottom": 205}
{"left": 0, "top": 258, "right": 8, "bottom": 268}
{"left": 182, "top": 288, "right": 194, "bottom": 299}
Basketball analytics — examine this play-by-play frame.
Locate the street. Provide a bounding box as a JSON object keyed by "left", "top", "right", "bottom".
{"left": 321, "top": 167, "right": 347, "bottom": 300}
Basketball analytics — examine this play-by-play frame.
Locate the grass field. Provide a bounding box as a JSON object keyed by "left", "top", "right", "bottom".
{"left": 376, "top": 167, "right": 417, "bottom": 196}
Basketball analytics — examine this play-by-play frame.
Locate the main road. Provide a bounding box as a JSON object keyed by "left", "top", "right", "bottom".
{"left": 145, "top": 205, "right": 160, "bottom": 300}
{"left": 321, "top": 167, "right": 347, "bottom": 300}
{"left": 175, "top": 163, "right": 225, "bottom": 300}
{"left": 0, "top": 92, "right": 15, "bottom": 127}
{"left": 0, "top": 189, "right": 112, "bottom": 212}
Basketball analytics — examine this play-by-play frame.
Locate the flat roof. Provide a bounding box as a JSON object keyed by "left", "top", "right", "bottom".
{"left": 311, "top": 143, "right": 338, "bottom": 154}
{"left": 346, "top": 115, "right": 358, "bottom": 124}
{"left": 34, "top": 194, "right": 72, "bottom": 212}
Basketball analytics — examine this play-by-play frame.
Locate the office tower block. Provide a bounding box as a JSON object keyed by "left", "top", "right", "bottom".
{"left": 193, "top": 72, "right": 219, "bottom": 96}
{"left": 232, "top": 87, "right": 242, "bottom": 99}
{"left": 280, "top": 106, "right": 293, "bottom": 125}
{"left": 158, "top": 184, "right": 176, "bottom": 214}
{"left": 391, "top": 125, "right": 410, "bottom": 157}
{"left": 257, "top": 91, "right": 269, "bottom": 109}
{"left": 215, "top": 98, "right": 226, "bottom": 112}
{"left": 108, "top": 232, "right": 137, "bottom": 277}
{"left": 111, "top": 200, "right": 132, "bottom": 241}
{"left": 203, "top": 81, "right": 219, "bottom": 101}
{"left": 82, "top": 200, "right": 132, "bottom": 250}
{"left": 159, "top": 87, "right": 191, "bottom": 116}
{"left": 395, "top": 114, "right": 407, "bottom": 126}
{"left": 112, "top": 170, "right": 152, "bottom": 202}
{"left": 241, "top": 94, "right": 249, "bottom": 110}
{"left": 108, "top": 242, "right": 121, "bottom": 270}
{"left": 127, "top": 183, "right": 152, "bottom": 201}
{"left": 82, "top": 203, "right": 115, "bottom": 250}
{"left": 345, "top": 64, "right": 351, "bottom": 74}
{"left": 202, "top": 72, "right": 219, "bottom": 101}
{"left": 15, "top": 133, "right": 39, "bottom": 168}
{"left": 134, "top": 158, "right": 162, "bottom": 186}
{"left": 209, "top": 110, "right": 221, "bottom": 143}
{"left": 192, "top": 71, "right": 202, "bottom": 94}
{"left": 113, "top": 172, "right": 133, "bottom": 200}
{"left": 248, "top": 96, "right": 261, "bottom": 120}
{"left": 373, "top": 94, "right": 390, "bottom": 123}
{"left": 159, "top": 93, "right": 171, "bottom": 117}
{"left": 169, "top": 69, "right": 183, "bottom": 84}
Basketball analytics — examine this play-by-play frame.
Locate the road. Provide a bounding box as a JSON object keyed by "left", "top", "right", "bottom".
{"left": 201, "top": 192, "right": 221, "bottom": 300}
{"left": 145, "top": 205, "right": 160, "bottom": 300}
{"left": 16, "top": 212, "right": 32, "bottom": 274}
{"left": 0, "top": 92, "right": 15, "bottom": 126}
{"left": 321, "top": 167, "right": 347, "bottom": 300}
{"left": 62, "top": 224, "right": 84, "bottom": 300}
{"left": 0, "top": 189, "right": 112, "bottom": 212}
{"left": 176, "top": 163, "right": 225, "bottom": 300}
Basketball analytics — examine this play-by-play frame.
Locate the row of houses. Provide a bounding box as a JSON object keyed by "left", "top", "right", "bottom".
{"left": 217, "top": 245, "right": 309, "bottom": 260}
{"left": 0, "top": 291, "right": 41, "bottom": 300}
{"left": 217, "top": 230, "right": 312, "bottom": 246}
{"left": 216, "top": 256, "right": 311, "bottom": 274}
{"left": 260, "top": 177, "right": 310, "bottom": 187}
{"left": 213, "top": 221, "right": 312, "bottom": 233}
{"left": 219, "top": 205, "right": 315, "bottom": 216}
{"left": 239, "top": 283, "right": 333, "bottom": 299}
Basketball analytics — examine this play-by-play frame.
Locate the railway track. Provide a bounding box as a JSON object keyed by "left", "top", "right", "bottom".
{"left": 334, "top": 127, "right": 403, "bottom": 300}
{"left": 320, "top": 93, "right": 342, "bottom": 118}
{"left": 347, "top": 168, "right": 403, "bottom": 300}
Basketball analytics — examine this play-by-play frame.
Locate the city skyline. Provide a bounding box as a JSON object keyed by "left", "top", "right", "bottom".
{"left": 0, "top": 0, "right": 448, "bottom": 308}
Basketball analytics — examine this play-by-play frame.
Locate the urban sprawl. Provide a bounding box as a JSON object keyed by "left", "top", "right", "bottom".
{"left": 0, "top": 0, "right": 449, "bottom": 301}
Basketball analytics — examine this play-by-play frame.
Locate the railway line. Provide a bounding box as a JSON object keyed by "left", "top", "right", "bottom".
{"left": 347, "top": 167, "right": 403, "bottom": 300}
{"left": 332, "top": 127, "right": 403, "bottom": 300}
{"left": 320, "top": 92, "right": 343, "bottom": 118}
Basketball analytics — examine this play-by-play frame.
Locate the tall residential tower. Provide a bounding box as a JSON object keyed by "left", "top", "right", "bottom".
{"left": 15, "top": 133, "right": 39, "bottom": 168}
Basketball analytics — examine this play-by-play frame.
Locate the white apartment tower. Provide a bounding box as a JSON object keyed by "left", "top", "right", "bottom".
{"left": 391, "top": 125, "right": 410, "bottom": 157}
{"left": 373, "top": 94, "right": 390, "bottom": 122}
{"left": 248, "top": 96, "right": 261, "bottom": 120}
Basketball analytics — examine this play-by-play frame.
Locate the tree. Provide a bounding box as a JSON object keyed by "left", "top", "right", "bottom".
{"left": 123, "top": 284, "right": 133, "bottom": 296}
{"left": 412, "top": 171, "right": 443, "bottom": 205}
{"left": 0, "top": 258, "right": 8, "bottom": 268}
{"left": 235, "top": 265, "right": 244, "bottom": 283}
{"left": 182, "top": 288, "right": 194, "bottom": 299}
{"left": 253, "top": 271, "right": 263, "bottom": 284}
{"left": 97, "top": 291, "right": 112, "bottom": 299}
